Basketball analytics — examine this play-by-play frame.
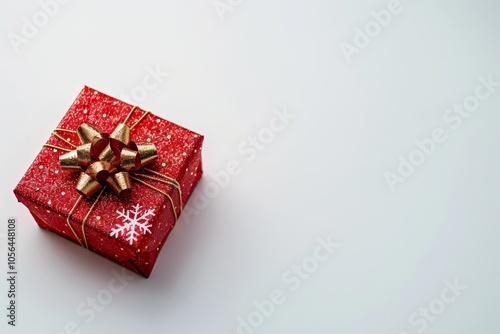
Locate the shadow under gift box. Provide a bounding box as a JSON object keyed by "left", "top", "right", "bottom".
{"left": 13, "top": 86, "right": 204, "bottom": 278}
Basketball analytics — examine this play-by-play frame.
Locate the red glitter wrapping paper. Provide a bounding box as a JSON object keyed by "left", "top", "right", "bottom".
{"left": 13, "top": 86, "right": 204, "bottom": 278}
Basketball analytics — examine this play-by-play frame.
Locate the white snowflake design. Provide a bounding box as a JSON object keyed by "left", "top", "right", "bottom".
{"left": 110, "top": 204, "right": 155, "bottom": 245}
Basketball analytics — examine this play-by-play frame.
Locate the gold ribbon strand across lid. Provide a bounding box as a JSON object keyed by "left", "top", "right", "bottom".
{"left": 58, "top": 122, "right": 158, "bottom": 197}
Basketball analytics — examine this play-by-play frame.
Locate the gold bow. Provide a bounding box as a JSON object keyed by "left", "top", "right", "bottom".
{"left": 58, "top": 122, "right": 158, "bottom": 197}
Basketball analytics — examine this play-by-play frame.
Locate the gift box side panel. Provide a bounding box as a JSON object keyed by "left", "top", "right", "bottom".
{"left": 14, "top": 189, "right": 84, "bottom": 245}
{"left": 31, "top": 207, "right": 145, "bottom": 277}
{"left": 15, "top": 189, "right": 149, "bottom": 277}
{"left": 131, "top": 136, "right": 203, "bottom": 277}
{"left": 14, "top": 188, "right": 139, "bottom": 259}
{"left": 27, "top": 207, "right": 144, "bottom": 276}
{"left": 180, "top": 136, "right": 204, "bottom": 205}
{"left": 137, "top": 135, "right": 203, "bottom": 252}
{"left": 131, "top": 206, "right": 176, "bottom": 277}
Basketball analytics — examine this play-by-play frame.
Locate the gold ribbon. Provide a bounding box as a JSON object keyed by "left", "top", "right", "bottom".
{"left": 57, "top": 122, "right": 158, "bottom": 197}
{"left": 43, "top": 107, "right": 183, "bottom": 252}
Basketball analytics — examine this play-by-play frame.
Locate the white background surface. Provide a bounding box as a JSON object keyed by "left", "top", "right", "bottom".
{"left": 1, "top": 1, "right": 499, "bottom": 333}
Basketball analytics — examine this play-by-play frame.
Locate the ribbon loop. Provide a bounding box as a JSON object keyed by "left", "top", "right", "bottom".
{"left": 59, "top": 150, "right": 81, "bottom": 170}
{"left": 136, "top": 144, "right": 158, "bottom": 166}
{"left": 77, "top": 123, "right": 102, "bottom": 144}
{"left": 106, "top": 171, "right": 132, "bottom": 198}
{"left": 110, "top": 123, "right": 130, "bottom": 148}
{"left": 76, "top": 172, "right": 103, "bottom": 197}
{"left": 85, "top": 161, "right": 112, "bottom": 181}
{"left": 120, "top": 148, "right": 141, "bottom": 171}
{"left": 98, "top": 144, "right": 116, "bottom": 163}
{"left": 76, "top": 143, "right": 93, "bottom": 167}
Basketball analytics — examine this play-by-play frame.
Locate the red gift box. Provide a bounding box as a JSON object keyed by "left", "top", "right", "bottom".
{"left": 14, "top": 86, "right": 204, "bottom": 278}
